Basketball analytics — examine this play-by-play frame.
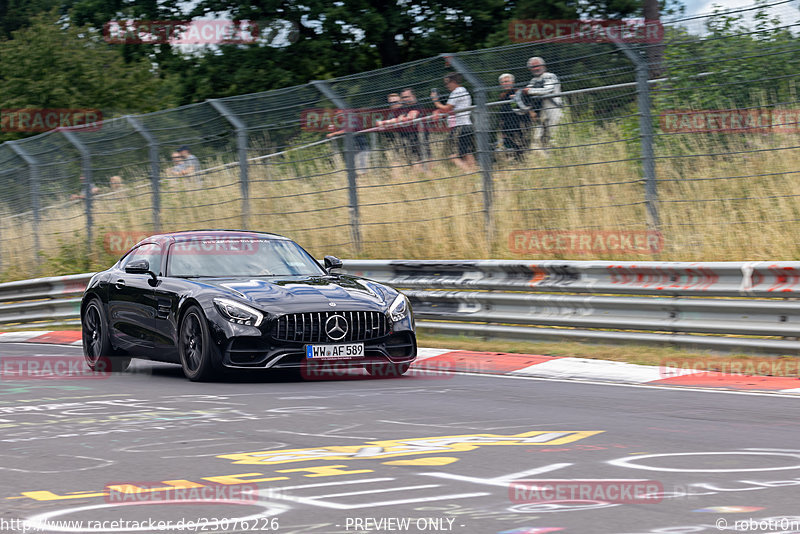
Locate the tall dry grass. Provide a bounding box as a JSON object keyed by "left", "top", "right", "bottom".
{"left": 2, "top": 122, "right": 800, "bottom": 281}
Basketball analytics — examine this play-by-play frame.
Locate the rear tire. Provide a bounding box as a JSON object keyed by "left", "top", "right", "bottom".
{"left": 178, "top": 305, "right": 220, "bottom": 381}
{"left": 82, "top": 299, "right": 131, "bottom": 373}
{"left": 365, "top": 362, "right": 410, "bottom": 378}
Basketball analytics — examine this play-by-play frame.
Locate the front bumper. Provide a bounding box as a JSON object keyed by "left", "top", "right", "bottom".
{"left": 203, "top": 300, "right": 416, "bottom": 370}
{"left": 220, "top": 331, "right": 417, "bottom": 369}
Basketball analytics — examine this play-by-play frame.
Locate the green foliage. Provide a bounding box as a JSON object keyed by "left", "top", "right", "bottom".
{"left": 657, "top": 0, "right": 799, "bottom": 110}
{"left": 0, "top": 11, "right": 178, "bottom": 143}
{"left": 0, "top": 0, "right": 63, "bottom": 39}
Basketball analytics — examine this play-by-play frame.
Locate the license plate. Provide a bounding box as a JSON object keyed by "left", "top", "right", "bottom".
{"left": 305, "top": 343, "right": 365, "bottom": 359}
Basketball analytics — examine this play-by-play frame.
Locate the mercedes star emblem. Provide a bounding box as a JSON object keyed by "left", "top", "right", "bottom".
{"left": 325, "top": 314, "right": 349, "bottom": 341}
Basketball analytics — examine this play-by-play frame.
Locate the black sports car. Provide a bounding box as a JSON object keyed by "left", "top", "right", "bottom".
{"left": 80, "top": 230, "right": 416, "bottom": 381}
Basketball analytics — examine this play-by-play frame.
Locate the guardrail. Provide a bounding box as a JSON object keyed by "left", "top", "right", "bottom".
{"left": 0, "top": 273, "right": 93, "bottom": 328}
{"left": 345, "top": 260, "right": 800, "bottom": 355}
{"left": 2, "top": 261, "right": 800, "bottom": 354}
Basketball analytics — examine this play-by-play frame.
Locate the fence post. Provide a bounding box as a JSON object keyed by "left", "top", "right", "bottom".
{"left": 613, "top": 40, "right": 660, "bottom": 229}
{"left": 126, "top": 116, "right": 161, "bottom": 233}
{"left": 60, "top": 130, "right": 94, "bottom": 258}
{"left": 310, "top": 80, "right": 362, "bottom": 254}
{"left": 208, "top": 99, "right": 249, "bottom": 229}
{"left": 7, "top": 142, "right": 41, "bottom": 271}
{"left": 443, "top": 54, "right": 495, "bottom": 249}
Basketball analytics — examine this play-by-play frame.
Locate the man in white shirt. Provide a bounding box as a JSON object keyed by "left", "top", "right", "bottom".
{"left": 431, "top": 72, "right": 476, "bottom": 172}
{"left": 524, "top": 57, "right": 563, "bottom": 147}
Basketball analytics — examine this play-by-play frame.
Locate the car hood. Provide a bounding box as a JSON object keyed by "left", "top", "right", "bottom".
{"left": 201, "top": 275, "right": 394, "bottom": 314}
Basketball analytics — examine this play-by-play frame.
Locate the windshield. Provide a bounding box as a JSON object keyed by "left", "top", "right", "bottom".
{"left": 167, "top": 237, "right": 327, "bottom": 277}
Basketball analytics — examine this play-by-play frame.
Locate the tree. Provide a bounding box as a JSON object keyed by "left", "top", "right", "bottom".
{"left": 0, "top": 0, "right": 62, "bottom": 39}
{"left": 0, "top": 12, "right": 176, "bottom": 142}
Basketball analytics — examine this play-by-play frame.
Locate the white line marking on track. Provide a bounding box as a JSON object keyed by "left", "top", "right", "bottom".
{"left": 425, "top": 369, "right": 800, "bottom": 398}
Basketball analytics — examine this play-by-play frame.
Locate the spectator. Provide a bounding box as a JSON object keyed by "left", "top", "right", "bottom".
{"left": 384, "top": 93, "right": 404, "bottom": 150}
{"left": 177, "top": 145, "right": 201, "bottom": 174}
{"left": 167, "top": 151, "right": 185, "bottom": 177}
{"left": 109, "top": 175, "right": 123, "bottom": 190}
{"left": 327, "top": 110, "right": 370, "bottom": 175}
{"left": 387, "top": 93, "right": 402, "bottom": 110}
{"left": 398, "top": 88, "right": 426, "bottom": 164}
{"left": 377, "top": 88, "right": 427, "bottom": 166}
{"left": 70, "top": 175, "right": 99, "bottom": 200}
{"left": 431, "top": 72, "right": 476, "bottom": 172}
{"left": 524, "top": 56, "right": 563, "bottom": 148}
{"left": 497, "top": 73, "right": 530, "bottom": 161}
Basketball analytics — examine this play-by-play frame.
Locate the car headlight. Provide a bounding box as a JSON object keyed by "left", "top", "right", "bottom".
{"left": 213, "top": 298, "right": 264, "bottom": 327}
{"left": 388, "top": 294, "right": 410, "bottom": 322}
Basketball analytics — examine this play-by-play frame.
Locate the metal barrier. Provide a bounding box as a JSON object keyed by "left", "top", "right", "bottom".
{"left": 0, "top": 273, "right": 93, "bottom": 329}
{"left": 3, "top": 260, "right": 800, "bottom": 354}
{"left": 345, "top": 260, "right": 800, "bottom": 355}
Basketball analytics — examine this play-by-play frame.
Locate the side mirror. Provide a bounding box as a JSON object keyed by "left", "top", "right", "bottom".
{"left": 125, "top": 259, "right": 159, "bottom": 286}
{"left": 324, "top": 255, "right": 343, "bottom": 273}
{"left": 125, "top": 259, "right": 150, "bottom": 274}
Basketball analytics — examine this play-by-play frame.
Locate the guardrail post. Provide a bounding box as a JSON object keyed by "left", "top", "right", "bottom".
{"left": 7, "top": 141, "right": 41, "bottom": 271}
{"left": 125, "top": 116, "right": 161, "bottom": 233}
{"left": 311, "top": 80, "right": 362, "bottom": 254}
{"left": 442, "top": 54, "right": 495, "bottom": 249}
{"left": 60, "top": 130, "right": 94, "bottom": 259}
{"left": 208, "top": 99, "right": 250, "bottom": 229}
{"left": 613, "top": 40, "right": 660, "bottom": 229}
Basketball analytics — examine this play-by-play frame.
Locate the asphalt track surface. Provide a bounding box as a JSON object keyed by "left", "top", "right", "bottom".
{"left": 2, "top": 343, "right": 800, "bottom": 534}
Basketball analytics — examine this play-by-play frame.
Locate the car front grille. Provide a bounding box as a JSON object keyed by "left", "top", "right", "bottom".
{"left": 274, "top": 311, "right": 389, "bottom": 343}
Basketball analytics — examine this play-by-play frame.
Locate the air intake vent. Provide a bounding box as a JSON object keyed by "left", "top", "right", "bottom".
{"left": 274, "top": 311, "right": 389, "bottom": 343}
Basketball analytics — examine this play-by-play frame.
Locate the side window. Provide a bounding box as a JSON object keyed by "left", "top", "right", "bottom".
{"left": 121, "top": 243, "right": 163, "bottom": 275}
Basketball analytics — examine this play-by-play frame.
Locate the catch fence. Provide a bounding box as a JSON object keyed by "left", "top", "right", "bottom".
{"left": 1, "top": 1, "right": 799, "bottom": 278}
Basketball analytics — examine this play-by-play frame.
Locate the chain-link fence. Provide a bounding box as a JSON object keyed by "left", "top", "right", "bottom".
{"left": 1, "top": 1, "right": 799, "bottom": 279}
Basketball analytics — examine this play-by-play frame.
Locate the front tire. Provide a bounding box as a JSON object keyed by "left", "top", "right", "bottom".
{"left": 82, "top": 299, "right": 131, "bottom": 373}
{"left": 178, "top": 305, "right": 220, "bottom": 381}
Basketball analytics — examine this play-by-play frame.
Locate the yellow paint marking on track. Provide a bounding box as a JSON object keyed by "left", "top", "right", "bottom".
{"left": 383, "top": 457, "right": 461, "bottom": 466}
{"left": 219, "top": 430, "right": 605, "bottom": 465}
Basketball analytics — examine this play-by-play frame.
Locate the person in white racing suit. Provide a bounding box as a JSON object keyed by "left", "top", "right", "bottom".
{"left": 522, "top": 56, "right": 563, "bottom": 147}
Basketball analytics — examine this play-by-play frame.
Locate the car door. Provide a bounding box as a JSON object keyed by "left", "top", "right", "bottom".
{"left": 107, "top": 243, "right": 163, "bottom": 352}
{"left": 151, "top": 274, "right": 183, "bottom": 363}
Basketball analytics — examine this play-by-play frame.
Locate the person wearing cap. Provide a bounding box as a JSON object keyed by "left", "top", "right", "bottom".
{"left": 524, "top": 57, "right": 563, "bottom": 147}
